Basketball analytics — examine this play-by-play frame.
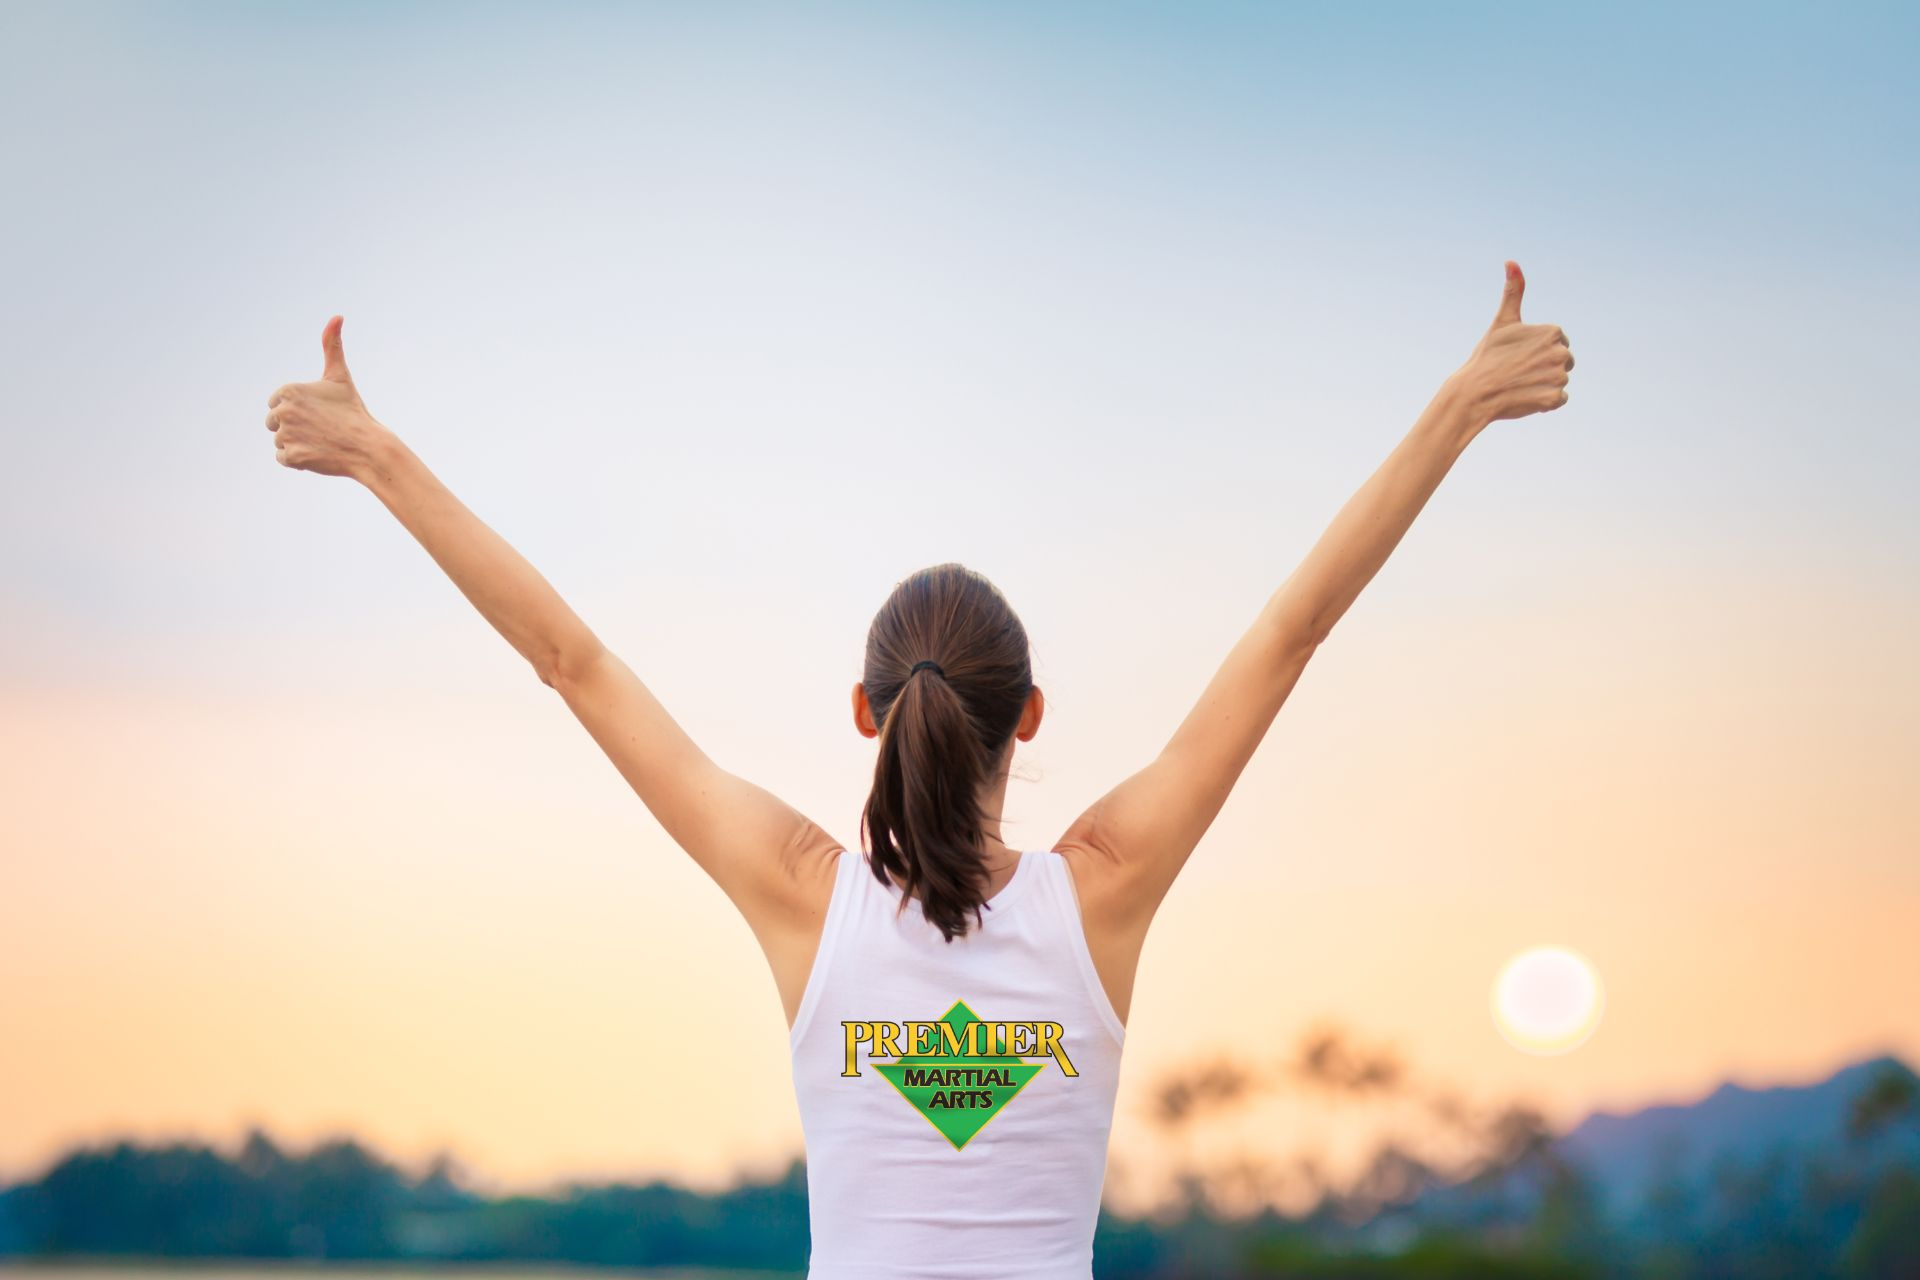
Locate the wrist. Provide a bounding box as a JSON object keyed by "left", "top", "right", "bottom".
{"left": 353, "top": 424, "right": 414, "bottom": 492}
{"left": 1426, "top": 376, "right": 1491, "bottom": 452}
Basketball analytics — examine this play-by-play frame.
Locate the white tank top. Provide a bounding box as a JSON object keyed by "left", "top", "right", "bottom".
{"left": 788, "top": 846, "right": 1128, "bottom": 1280}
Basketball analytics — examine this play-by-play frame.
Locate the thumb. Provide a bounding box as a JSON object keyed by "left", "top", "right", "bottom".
{"left": 320, "top": 314, "right": 352, "bottom": 382}
{"left": 1492, "top": 260, "right": 1525, "bottom": 328}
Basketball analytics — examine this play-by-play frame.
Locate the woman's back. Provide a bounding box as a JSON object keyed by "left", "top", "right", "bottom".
{"left": 790, "top": 847, "right": 1127, "bottom": 1280}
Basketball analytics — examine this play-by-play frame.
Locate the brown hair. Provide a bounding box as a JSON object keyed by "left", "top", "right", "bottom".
{"left": 860, "top": 562, "right": 1035, "bottom": 943}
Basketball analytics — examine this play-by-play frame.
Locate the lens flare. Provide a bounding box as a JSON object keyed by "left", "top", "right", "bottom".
{"left": 1491, "top": 945, "right": 1604, "bottom": 1055}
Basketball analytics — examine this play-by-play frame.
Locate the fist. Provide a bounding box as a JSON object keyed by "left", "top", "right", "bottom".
{"left": 1448, "top": 261, "right": 1575, "bottom": 423}
{"left": 265, "top": 316, "right": 394, "bottom": 479}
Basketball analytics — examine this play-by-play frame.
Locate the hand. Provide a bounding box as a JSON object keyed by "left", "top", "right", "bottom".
{"left": 265, "top": 316, "right": 396, "bottom": 481}
{"left": 1446, "top": 260, "right": 1575, "bottom": 426}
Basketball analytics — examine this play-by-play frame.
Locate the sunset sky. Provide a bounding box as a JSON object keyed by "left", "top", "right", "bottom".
{"left": 2, "top": 1, "right": 1915, "bottom": 1213}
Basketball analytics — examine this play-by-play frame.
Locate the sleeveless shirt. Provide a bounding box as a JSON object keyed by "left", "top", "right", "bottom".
{"left": 788, "top": 847, "right": 1128, "bottom": 1280}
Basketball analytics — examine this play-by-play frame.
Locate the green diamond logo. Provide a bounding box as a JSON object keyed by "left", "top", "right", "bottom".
{"left": 871, "top": 1000, "right": 1047, "bottom": 1149}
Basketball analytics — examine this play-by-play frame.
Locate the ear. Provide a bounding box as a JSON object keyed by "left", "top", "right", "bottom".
{"left": 852, "top": 681, "right": 879, "bottom": 739}
{"left": 1014, "top": 684, "right": 1045, "bottom": 743}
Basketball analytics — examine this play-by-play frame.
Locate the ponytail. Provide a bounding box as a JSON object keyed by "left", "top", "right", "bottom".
{"left": 860, "top": 563, "right": 1035, "bottom": 943}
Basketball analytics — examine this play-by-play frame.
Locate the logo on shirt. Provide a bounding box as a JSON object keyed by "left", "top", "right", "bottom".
{"left": 840, "top": 1000, "right": 1076, "bottom": 1150}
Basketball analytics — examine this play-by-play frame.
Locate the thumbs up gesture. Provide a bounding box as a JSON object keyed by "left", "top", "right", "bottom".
{"left": 264, "top": 316, "right": 397, "bottom": 480}
{"left": 1447, "top": 261, "right": 1575, "bottom": 424}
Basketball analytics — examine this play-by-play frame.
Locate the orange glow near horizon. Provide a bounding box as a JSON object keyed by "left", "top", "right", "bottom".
{"left": 4, "top": 559, "right": 1916, "bottom": 1213}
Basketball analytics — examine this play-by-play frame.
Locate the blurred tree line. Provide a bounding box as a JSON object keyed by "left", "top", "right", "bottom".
{"left": 1, "top": 1027, "right": 1914, "bottom": 1279}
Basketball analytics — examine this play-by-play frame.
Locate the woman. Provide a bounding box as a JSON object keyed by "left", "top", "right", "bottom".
{"left": 263, "top": 260, "right": 1572, "bottom": 1279}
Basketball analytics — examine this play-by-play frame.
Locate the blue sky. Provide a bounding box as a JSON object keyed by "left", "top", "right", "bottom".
{"left": 3, "top": 0, "right": 1914, "bottom": 655}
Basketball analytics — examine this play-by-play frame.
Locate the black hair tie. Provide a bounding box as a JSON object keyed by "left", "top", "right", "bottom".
{"left": 909, "top": 659, "right": 946, "bottom": 679}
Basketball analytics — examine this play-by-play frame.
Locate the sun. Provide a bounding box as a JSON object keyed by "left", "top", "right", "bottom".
{"left": 1491, "top": 945, "right": 1605, "bottom": 1055}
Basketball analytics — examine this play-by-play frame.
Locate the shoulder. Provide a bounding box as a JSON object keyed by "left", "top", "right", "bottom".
{"left": 728, "top": 816, "right": 849, "bottom": 947}
{"left": 749, "top": 826, "right": 849, "bottom": 962}
{"left": 1050, "top": 838, "right": 1134, "bottom": 924}
{"left": 1052, "top": 825, "right": 1176, "bottom": 943}
{"left": 778, "top": 825, "right": 849, "bottom": 922}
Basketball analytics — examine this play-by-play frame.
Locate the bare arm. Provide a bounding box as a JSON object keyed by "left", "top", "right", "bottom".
{"left": 1057, "top": 261, "right": 1575, "bottom": 935}
{"left": 264, "top": 319, "right": 842, "bottom": 938}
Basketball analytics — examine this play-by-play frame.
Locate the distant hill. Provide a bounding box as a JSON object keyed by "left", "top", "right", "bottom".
{"left": 1556, "top": 1052, "right": 1920, "bottom": 1219}
{"left": 1383, "top": 1050, "right": 1920, "bottom": 1273}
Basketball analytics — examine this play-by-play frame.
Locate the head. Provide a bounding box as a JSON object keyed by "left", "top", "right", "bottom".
{"left": 852, "top": 563, "right": 1044, "bottom": 943}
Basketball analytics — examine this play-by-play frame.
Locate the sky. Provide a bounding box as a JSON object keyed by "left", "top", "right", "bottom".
{"left": 1, "top": 0, "right": 1916, "bottom": 1212}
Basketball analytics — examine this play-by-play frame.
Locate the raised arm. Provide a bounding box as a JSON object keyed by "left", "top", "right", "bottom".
{"left": 263, "top": 319, "right": 842, "bottom": 970}
{"left": 1056, "top": 262, "right": 1574, "bottom": 953}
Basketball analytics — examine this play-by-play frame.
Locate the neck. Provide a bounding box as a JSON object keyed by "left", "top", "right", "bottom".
{"left": 879, "top": 837, "right": 1023, "bottom": 902}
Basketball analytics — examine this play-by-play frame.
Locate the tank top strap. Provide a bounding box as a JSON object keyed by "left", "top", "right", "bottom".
{"left": 787, "top": 846, "right": 863, "bottom": 1053}
{"left": 1026, "top": 850, "right": 1128, "bottom": 1047}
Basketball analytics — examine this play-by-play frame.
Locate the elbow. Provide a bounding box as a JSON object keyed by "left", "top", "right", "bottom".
{"left": 1265, "top": 609, "right": 1331, "bottom": 665}
{"left": 537, "top": 643, "right": 603, "bottom": 692}
{"left": 1302, "top": 612, "right": 1335, "bottom": 651}
{"left": 1259, "top": 594, "right": 1333, "bottom": 664}
{"left": 1287, "top": 630, "right": 1326, "bottom": 674}
{"left": 1264, "top": 618, "right": 1326, "bottom": 676}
